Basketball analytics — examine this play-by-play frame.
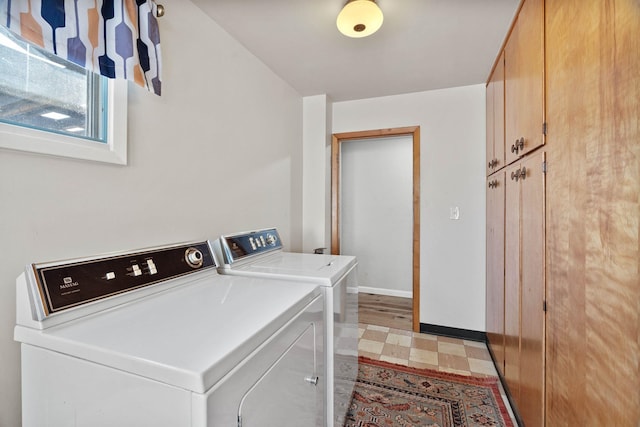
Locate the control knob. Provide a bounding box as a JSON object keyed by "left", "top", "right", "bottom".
{"left": 185, "top": 247, "right": 204, "bottom": 268}
{"left": 266, "top": 234, "right": 277, "bottom": 246}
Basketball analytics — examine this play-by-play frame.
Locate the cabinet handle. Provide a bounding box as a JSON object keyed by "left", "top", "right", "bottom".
{"left": 510, "top": 167, "right": 526, "bottom": 181}
{"left": 511, "top": 138, "right": 525, "bottom": 155}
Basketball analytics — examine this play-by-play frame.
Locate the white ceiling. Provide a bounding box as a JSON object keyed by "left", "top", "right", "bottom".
{"left": 191, "top": 0, "right": 519, "bottom": 102}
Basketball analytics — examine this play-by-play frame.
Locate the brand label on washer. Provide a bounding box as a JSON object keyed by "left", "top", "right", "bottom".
{"left": 59, "top": 278, "right": 80, "bottom": 290}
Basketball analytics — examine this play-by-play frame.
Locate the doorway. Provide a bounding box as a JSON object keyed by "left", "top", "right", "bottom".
{"left": 331, "top": 126, "right": 420, "bottom": 332}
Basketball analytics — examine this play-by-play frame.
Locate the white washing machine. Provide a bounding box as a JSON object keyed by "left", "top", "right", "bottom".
{"left": 14, "top": 241, "right": 325, "bottom": 427}
{"left": 212, "top": 228, "right": 358, "bottom": 427}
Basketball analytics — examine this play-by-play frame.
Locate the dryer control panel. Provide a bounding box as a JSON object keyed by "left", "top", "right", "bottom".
{"left": 220, "top": 228, "right": 282, "bottom": 264}
{"left": 29, "top": 242, "right": 215, "bottom": 318}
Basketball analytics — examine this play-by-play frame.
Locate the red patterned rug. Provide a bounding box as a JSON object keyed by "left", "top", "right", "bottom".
{"left": 345, "top": 357, "right": 514, "bottom": 427}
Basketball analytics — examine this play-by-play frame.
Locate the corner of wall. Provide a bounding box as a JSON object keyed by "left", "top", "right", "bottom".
{"left": 302, "top": 94, "right": 332, "bottom": 253}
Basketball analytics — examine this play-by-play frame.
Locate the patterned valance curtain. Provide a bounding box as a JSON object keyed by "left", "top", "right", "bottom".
{"left": 2, "top": 0, "right": 162, "bottom": 95}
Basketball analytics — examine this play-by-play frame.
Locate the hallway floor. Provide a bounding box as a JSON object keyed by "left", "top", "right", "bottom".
{"left": 357, "top": 293, "right": 518, "bottom": 425}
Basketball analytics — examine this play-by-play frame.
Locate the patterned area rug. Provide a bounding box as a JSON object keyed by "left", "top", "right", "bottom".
{"left": 345, "top": 357, "right": 514, "bottom": 427}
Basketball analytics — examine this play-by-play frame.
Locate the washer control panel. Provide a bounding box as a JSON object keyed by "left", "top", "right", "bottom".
{"left": 221, "top": 228, "right": 282, "bottom": 263}
{"left": 30, "top": 242, "right": 215, "bottom": 317}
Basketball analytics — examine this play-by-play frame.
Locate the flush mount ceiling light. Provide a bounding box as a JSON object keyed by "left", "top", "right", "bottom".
{"left": 336, "top": 0, "right": 384, "bottom": 38}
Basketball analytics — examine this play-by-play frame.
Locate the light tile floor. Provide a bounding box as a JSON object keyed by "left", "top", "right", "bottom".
{"left": 357, "top": 323, "right": 518, "bottom": 425}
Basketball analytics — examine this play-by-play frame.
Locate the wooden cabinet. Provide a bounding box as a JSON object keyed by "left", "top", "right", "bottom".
{"left": 544, "top": 1, "right": 640, "bottom": 425}
{"left": 486, "top": 1, "right": 546, "bottom": 424}
{"left": 503, "top": 151, "right": 546, "bottom": 424}
{"left": 504, "top": 0, "right": 544, "bottom": 165}
{"left": 486, "top": 52, "right": 505, "bottom": 176}
{"left": 485, "top": 171, "right": 505, "bottom": 375}
{"left": 488, "top": 1, "right": 640, "bottom": 426}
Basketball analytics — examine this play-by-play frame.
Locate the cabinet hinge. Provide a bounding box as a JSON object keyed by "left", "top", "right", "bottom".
{"left": 542, "top": 161, "right": 547, "bottom": 174}
{"left": 542, "top": 122, "right": 548, "bottom": 135}
{"left": 543, "top": 300, "right": 547, "bottom": 312}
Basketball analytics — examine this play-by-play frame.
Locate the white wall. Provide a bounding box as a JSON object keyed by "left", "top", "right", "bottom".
{"left": 302, "top": 95, "right": 332, "bottom": 253}
{"left": 332, "top": 85, "right": 486, "bottom": 331}
{"left": 0, "top": 1, "right": 303, "bottom": 425}
{"left": 341, "top": 136, "right": 413, "bottom": 297}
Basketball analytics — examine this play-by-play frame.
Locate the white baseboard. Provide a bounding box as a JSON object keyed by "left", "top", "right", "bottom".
{"left": 358, "top": 286, "right": 412, "bottom": 299}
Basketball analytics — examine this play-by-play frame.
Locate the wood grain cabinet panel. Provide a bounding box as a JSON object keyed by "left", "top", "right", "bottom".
{"left": 503, "top": 152, "right": 546, "bottom": 426}
{"left": 503, "top": 161, "right": 521, "bottom": 406}
{"left": 518, "top": 150, "right": 545, "bottom": 427}
{"left": 486, "top": 52, "right": 505, "bottom": 176}
{"left": 544, "top": 0, "right": 640, "bottom": 425}
{"left": 486, "top": 75, "right": 494, "bottom": 176}
{"left": 485, "top": 172, "right": 505, "bottom": 375}
{"left": 504, "top": 0, "right": 544, "bottom": 165}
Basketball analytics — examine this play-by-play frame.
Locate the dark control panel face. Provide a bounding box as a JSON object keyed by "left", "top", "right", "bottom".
{"left": 222, "top": 228, "right": 282, "bottom": 264}
{"left": 33, "top": 242, "right": 215, "bottom": 316}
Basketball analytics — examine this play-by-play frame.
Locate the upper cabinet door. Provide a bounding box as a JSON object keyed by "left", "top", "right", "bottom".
{"left": 486, "top": 52, "right": 506, "bottom": 176}
{"left": 505, "top": 0, "right": 545, "bottom": 165}
{"left": 493, "top": 52, "right": 505, "bottom": 172}
{"left": 486, "top": 79, "right": 495, "bottom": 176}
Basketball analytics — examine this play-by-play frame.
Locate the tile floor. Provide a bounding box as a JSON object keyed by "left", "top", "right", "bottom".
{"left": 357, "top": 322, "right": 518, "bottom": 425}
{"left": 357, "top": 323, "right": 497, "bottom": 377}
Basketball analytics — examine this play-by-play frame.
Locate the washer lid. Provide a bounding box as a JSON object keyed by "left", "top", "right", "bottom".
{"left": 220, "top": 252, "right": 357, "bottom": 286}
{"left": 14, "top": 273, "right": 320, "bottom": 393}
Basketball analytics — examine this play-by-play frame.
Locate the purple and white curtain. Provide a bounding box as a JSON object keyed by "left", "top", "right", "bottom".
{"left": 2, "top": 0, "right": 162, "bottom": 95}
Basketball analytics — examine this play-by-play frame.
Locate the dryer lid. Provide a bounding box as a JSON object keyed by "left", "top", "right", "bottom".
{"left": 15, "top": 272, "right": 320, "bottom": 393}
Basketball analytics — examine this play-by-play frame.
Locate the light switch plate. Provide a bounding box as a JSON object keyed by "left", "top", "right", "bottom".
{"left": 449, "top": 206, "right": 460, "bottom": 220}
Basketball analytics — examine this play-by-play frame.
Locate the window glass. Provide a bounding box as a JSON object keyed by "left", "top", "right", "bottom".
{"left": 0, "top": 25, "right": 106, "bottom": 142}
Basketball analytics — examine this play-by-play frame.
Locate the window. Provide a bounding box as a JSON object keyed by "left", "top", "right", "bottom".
{"left": 0, "top": 25, "right": 127, "bottom": 165}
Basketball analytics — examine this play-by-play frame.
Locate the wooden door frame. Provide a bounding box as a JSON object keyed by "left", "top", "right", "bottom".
{"left": 331, "top": 126, "right": 421, "bottom": 332}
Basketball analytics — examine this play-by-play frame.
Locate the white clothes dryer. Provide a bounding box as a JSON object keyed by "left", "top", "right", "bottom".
{"left": 15, "top": 241, "right": 324, "bottom": 427}
{"left": 212, "top": 228, "right": 358, "bottom": 427}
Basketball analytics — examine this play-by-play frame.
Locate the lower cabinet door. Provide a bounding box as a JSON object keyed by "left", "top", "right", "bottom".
{"left": 503, "top": 150, "right": 546, "bottom": 426}
{"left": 486, "top": 172, "right": 506, "bottom": 375}
{"left": 518, "top": 150, "right": 546, "bottom": 427}
{"left": 504, "top": 162, "right": 522, "bottom": 405}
